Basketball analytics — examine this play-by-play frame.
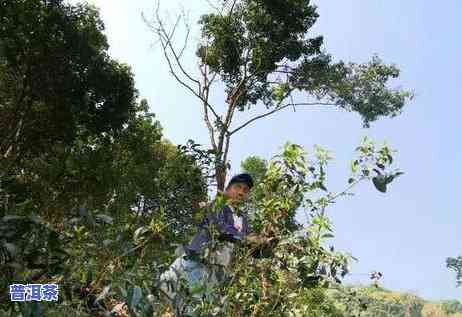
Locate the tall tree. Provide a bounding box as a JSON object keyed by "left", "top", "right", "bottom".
{"left": 0, "top": 2, "right": 209, "bottom": 314}
{"left": 0, "top": 0, "right": 137, "bottom": 173}
{"left": 147, "top": 0, "right": 414, "bottom": 191}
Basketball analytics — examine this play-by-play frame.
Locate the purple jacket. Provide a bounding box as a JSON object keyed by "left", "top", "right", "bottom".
{"left": 184, "top": 204, "right": 252, "bottom": 256}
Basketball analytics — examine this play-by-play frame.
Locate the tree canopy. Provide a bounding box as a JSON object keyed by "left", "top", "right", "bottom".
{"left": 148, "top": 0, "right": 414, "bottom": 190}
{"left": 0, "top": 0, "right": 137, "bottom": 165}
{"left": 0, "top": 1, "right": 207, "bottom": 315}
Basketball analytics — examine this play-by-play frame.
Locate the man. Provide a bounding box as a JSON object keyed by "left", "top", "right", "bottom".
{"left": 158, "top": 173, "right": 268, "bottom": 316}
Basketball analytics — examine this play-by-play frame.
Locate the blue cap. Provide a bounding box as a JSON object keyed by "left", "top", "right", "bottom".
{"left": 227, "top": 173, "right": 254, "bottom": 189}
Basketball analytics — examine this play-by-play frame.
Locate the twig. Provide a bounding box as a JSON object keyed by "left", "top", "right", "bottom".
{"left": 145, "top": 4, "right": 223, "bottom": 124}
{"left": 229, "top": 102, "right": 336, "bottom": 136}
{"left": 154, "top": 8, "right": 200, "bottom": 86}
{"left": 327, "top": 177, "right": 366, "bottom": 203}
{"left": 229, "top": 0, "right": 238, "bottom": 15}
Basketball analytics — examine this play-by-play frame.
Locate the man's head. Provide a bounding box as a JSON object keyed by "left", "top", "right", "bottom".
{"left": 224, "top": 173, "right": 254, "bottom": 203}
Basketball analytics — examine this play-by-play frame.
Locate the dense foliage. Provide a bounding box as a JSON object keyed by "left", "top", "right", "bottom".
{"left": 196, "top": 0, "right": 412, "bottom": 125}
{"left": 148, "top": 0, "right": 414, "bottom": 190}
{"left": 150, "top": 139, "right": 403, "bottom": 316}
{"left": 0, "top": 0, "right": 138, "bottom": 165}
{"left": 0, "top": 1, "right": 207, "bottom": 315}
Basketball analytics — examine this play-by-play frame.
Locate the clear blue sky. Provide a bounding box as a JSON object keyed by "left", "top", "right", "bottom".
{"left": 75, "top": 0, "right": 461, "bottom": 300}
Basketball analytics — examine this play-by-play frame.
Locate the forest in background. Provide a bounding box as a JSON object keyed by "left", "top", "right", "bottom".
{"left": 0, "top": 0, "right": 460, "bottom": 316}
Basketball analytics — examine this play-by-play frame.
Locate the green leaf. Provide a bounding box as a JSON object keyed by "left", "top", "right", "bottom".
{"left": 372, "top": 176, "right": 387, "bottom": 193}
{"left": 387, "top": 154, "right": 393, "bottom": 164}
{"left": 384, "top": 171, "right": 404, "bottom": 185}
{"left": 351, "top": 160, "right": 358, "bottom": 173}
{"left": 394, "top": 171, "right": 404, "bottom": 178}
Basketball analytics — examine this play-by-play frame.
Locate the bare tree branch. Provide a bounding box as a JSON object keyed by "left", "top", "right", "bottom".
{"left": 153, "top": 7, "right": 200, "bottom": 86}
{"left": 216, "top": 53, "right": 250, "bottom": 179}
{"left": 158, "top": 37, "right": 201, "bottom": 104}
{"left": 229, "top": 0, "right": 238, "bottom": 15}
{"left": 218, "top": 75, "right": 247, "bottom": 165}
{"left": 229, "top": 102, "right": 336, "bottom": 136}
{"left": 327, "top": 177, "right": 364, "bottom": 204}
{"left": 222, "top": 133, "right": 231, "bottom": 174}
{"left": 144, "top": 4, "right": 223, "bottom": 124}
{"left": 201, "top": 41, "right": 218, "bottom": 151}
{"left": 177, "top": 8, "right": 191, "bottom": 59}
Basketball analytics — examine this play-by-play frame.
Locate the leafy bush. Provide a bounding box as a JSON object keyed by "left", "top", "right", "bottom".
{"left": 160, "top": 138, "right": 403, "bottom": 316}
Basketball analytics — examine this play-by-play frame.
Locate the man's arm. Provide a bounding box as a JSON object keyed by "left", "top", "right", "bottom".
{"left": 203, "top": 205, "right": 272, "bottom": 245}
{"left": 207, "top": 210, "right": 244, "bottom": 242}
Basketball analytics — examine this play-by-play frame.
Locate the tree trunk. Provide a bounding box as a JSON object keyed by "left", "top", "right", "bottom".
{"left": 216, "top": 163, "right": 226, "bottom": 192}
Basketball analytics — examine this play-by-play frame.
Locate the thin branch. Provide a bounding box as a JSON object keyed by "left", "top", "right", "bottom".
{"left": 288, "top": 72, "right": 296, "bottom": 112}
{"left": 201, "top": 46, "right": 218, "bottom": 151}
{"left": 219, "top": 76, "right": 247, "bottom": 159}
{"left": 226, "top": 76, "right": 247, "bottom": 106}
{"left": 218, "top": 54, "right": 250, "bottom": 173}
{"left": 147, "top": 6, "right": 223, "bottom": 124}
{"left": 327, "top": 177, "right": 365, "bottom": 203}
{"left": 154, "top": 8, "right": 200, "bottom": 86}
{"left": 203, "top": 103, "right": 217, "bottom": 150}
{"left": 208, "top": 71, "right": 218, "bottom": 86}
{"left": 159, "top": 38, "right": 202, "bottom": 106}
{"left": 177, "top": 9, "right": 191, "bottom": 59}
{"left": 166, "top": 12, "right": 182, "bottom": 43}
{"left": 229, "top": 0, "right": 238, "bottom": 15}
{"left": 222, "top": 133, "right": 231, "bottom": 173}
{"left": 290, "top": 93, "right": 296, "bottom": 112}
{"left": 229, "top": 102, "right": 336, "bottom": 136}
{"left": 200, "top": 39, "right": 219, "bottom": 151}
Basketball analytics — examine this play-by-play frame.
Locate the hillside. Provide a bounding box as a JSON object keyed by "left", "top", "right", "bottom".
{"left": 328, "top": 285, "right": 462, "bottom": 317}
